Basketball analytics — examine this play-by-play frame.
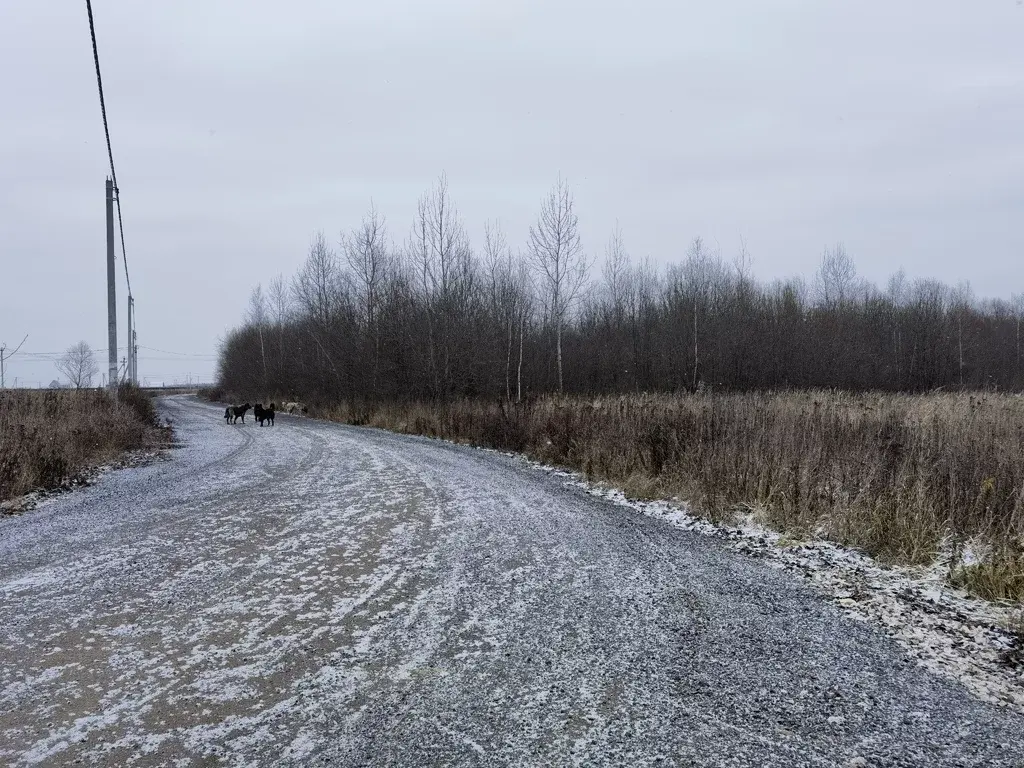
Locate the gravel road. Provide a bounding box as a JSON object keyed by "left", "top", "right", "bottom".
{"left": 1, "top": 395, "right": 1021, "bottom": 767}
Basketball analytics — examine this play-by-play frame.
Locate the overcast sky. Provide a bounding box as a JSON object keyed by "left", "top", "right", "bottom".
{"left": 1, "top": 1, "right": 1022, "bottom": 387}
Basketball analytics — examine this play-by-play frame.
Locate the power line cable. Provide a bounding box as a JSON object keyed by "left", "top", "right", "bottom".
{"left": 84, "top": 0, "right": 132, "bottom": 297}
{"left": 138, "top": 345, "right": 217, "bottom": 358}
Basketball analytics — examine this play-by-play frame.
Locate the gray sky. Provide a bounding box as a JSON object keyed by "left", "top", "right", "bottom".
{"left": 1, "top": 1, "right": 1022, "bottom": 387}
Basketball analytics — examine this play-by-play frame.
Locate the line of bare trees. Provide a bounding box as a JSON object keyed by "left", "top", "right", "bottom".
{"left": 218, "top": 174, "right": 1024, "bottom": 404}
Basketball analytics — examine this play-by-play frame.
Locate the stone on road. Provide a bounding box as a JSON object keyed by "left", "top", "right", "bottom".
{"left": 0, "top": 396, "right": 1021, "bottom": 766}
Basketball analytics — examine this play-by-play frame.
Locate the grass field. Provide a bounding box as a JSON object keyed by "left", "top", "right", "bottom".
{"left": 0, "top": 385, "right": 168, "bottom": 505}
{"left": 321, "top": 391, "right": 1024, "bottom": 602}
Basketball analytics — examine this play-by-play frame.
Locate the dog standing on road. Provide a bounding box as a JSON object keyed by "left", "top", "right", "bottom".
{"left": 254, "top": 402, "right": 276, "bottom": 427}
{"left": 226, "top": 403, "right": 252, "bottom": 424}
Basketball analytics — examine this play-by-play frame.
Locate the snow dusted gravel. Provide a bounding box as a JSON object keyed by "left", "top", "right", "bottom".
{"left": 555, "top": 480, "right": 1024, "bottom": 717}
{"left": 1, "top": 395, "right": 1022, "bottom": 767}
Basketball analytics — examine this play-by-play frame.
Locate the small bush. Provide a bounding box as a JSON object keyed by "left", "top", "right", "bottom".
{"left": 952, "top": 549, "right": 1024, "bottom": 602}
{"left": 117, "top": 383, "right": 158, "bottom": 427}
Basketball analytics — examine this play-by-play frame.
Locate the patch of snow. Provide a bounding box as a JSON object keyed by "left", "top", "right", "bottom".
{"left": 283, "top": 729, "right": 316, "bottom": 760}
{"left": 1, "top": 568, "right": 60, "bottom": 595}
{"left": 960, "top": 537, "right": 990, "bottom": 569}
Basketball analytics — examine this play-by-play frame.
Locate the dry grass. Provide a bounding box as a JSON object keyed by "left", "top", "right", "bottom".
{"left": 0, "top": 385, "right": 167, "bottom": 503}
{"left": 322, "top": 390, "right": 1024, "bottom": 602}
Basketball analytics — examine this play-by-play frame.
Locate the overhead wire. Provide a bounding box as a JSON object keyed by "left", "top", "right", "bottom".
{"left": 84, "top": 0, "right": 132, "bottom": 297}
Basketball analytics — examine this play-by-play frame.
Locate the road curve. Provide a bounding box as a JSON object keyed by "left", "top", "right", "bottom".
{"left": 1, "top": 395, "right": 1021, "bottom": 767}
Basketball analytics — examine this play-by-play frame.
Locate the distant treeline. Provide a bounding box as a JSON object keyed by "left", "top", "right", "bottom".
{"left": 218, "top": 174, "right": 1024, "bottom": 403}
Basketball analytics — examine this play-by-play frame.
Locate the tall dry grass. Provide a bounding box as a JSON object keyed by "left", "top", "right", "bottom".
{"left": 323, "top": 391, "right": 1024, "bottom": 601}
{"left": 0, "top": 385, "right": 166, "bottom": 503}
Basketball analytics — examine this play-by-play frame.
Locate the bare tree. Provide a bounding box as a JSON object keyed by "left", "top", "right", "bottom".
{"left": 733, "top": 235, "right": 754, "bottom": 298}
{"left": 293, "top": 231, "right": 343, "bottom": 389}
{"left": 247, "top": 284, "right": 269, "bottom": 388}
{"left": 514, "top": 262, "right": 533, "bottom": 403}
{"left": 484, "top": 221, "right": 532, "bottom": 401}
{"left": 1012, "top": 293, "right": 1024, "bottom": 384}
{"left": 56, "top": 341, "right": 99, "bottom": 390}
{"left": 678, "top": 237, "right": 724, "bottom": 390}
{"left": 816, "top": 243, "right": 857, "bottom": 308}
{"left": 408, "top": 173, "right": 475, "bottom": 397}
{"left": 527, "top": 175, "right": 591, "bottom": 392}
{"left": 268, "top": 274, "right": 292, "bottom": 328}
{"left": 602, "top": 222, "right": 630, "bottom": 325}
{"left": 343, "top": 202, "right": 391, "bottom": 396}
{"left": 344, "top": 202, "right": 390, "bottom": 328}
{"left": 483, "top": 220, "right": 512, "bottom": 400}
{"left": 951, "top": 280, "right": 974, "bottom": 388}
{"left": 293, "top": 231, "right": 340, "bottom": 331}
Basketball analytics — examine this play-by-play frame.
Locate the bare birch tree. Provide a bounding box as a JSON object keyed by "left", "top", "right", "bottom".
{"left": 527, "top": 176, "right": 591, "bottom": 392}
{"left": 56, "top": 341, "right": 99, "bottom": 390}
{"left": 733, "top": 235, "right": 754, "bottom": 300}
{"left": 247, "top": 284, "right": 269, "bottom": 388}
{"left": 268, "top": 273, "right": 290, "bottom": 352}
{"left": 678, "top": 237, "right": 723, "bottom": 390}
{"left": 343, "top": 202, "right": 391, "bottom": 396}
{"left": 1013, "top": 293, "right": 1024, "bottom": 385}
{"left": 292, "top": 231, "right": 343, "bottom": 389}
{"left": 602, "top": 222, "right": 630, "bottom": 325}
{"left": 816, "top": 243, "right": 857, "bottom": 308}
{"left": 409, "top": 173, "right": 475, "bottom": 397}
{"left": 293, "top": 231, "right": 339, "bottom": 331}
{"left": 484, "top": 221, "right": 532, "bottom": 401}
{"left": 268, "top": 274, "right": 291, "bottom": 328}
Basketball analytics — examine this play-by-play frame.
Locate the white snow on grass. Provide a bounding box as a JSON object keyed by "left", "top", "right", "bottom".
{"left": 524, "top": 458, "right": 1024, "bottom": 715}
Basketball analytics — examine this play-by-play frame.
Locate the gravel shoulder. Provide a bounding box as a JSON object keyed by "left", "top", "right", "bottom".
{"left": 1, "top": 395, "right": 1021, "bottom": 767}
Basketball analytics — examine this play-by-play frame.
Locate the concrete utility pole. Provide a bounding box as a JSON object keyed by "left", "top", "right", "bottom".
{"left": 133, "top": 305, "right": 138, "bottom": 384}
{"left": 0, "top": 334, "right": 28, "bottom": 389}
{"left": 127, "top": 294, "right": 136, "bottom": 385}
{"left": 106, "top": 177, "right": 118, "bottom": 398}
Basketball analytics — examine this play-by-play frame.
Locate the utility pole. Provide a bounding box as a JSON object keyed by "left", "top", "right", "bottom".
{"left": 132, "top": 310, "right": 138, "bottom": 385}
{"left": 0, "top": 334, "right": 28, "bottom": 389}
{"left": 127, "top": 294, "right": 132, "bottom": 384}
{"left": 106, "top": 177, "right": 118, "bottom": 398}
{"left": 127, "top": 294, "right": 136, "bottom": 385}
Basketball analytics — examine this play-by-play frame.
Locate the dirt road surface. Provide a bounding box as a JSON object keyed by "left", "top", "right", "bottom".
{"left": 1, "top": 396, "right": 1021, "bottom": 766}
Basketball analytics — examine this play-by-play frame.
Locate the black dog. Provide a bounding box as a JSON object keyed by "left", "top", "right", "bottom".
{"left": 254, "top": 402, "right": 276, "bottom": 427}
{"left": 227, "top": 403, "right": 251, "bottom": 424}
{"left": 224, "top": 407, "right": 232, "bottom": 423}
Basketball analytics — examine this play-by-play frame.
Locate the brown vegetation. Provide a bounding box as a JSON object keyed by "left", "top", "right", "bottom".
{"left": 0, "top": 385, "right": 167, "bottom": 504}
{"left": 321, "top": 391, "right": 1024, "bottom": 601}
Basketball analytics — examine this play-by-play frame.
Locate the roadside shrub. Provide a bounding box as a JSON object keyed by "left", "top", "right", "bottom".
{"left": 117, "top": 383, "right": 158, "bottom": 427}
{"left": 0, "top": 389, "right": 167, "bottom": 503}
